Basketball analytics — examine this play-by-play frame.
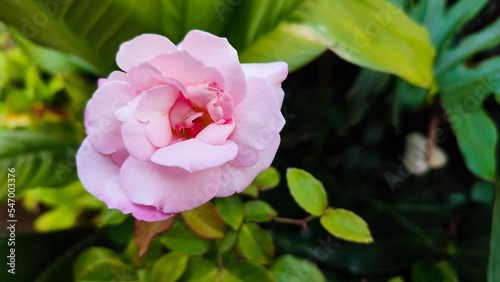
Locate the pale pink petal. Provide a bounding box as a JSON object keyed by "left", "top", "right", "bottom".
{"left": 135, "top": 84, "right": 179, "bottom": 122}
{"left": 196, "top": 119, "right": 235, "bottom": 145}
{"left": 169, "top": 96, "right": 196, "bottom": 129}
{"left": 151, "top": 52, "right": 225, "bottom": 88}
{"left": 151, "top": 139, "right": 238, "bottom": 172}
{"left": 241, "top": 62, "right": 288, "bottom": 107}
{"left": 146, "top": 117, "right": 172, "bottom": 148}
{"left": 230, "top": 77, "right": 285, "bottom": 153}
{"left": 116, "top": 34, "right": 177, "bottom": 72}
{"left": 85, "top": 81, "right": 135, "bottom": 155}
{"left": 97, "top": 71, "right": 128, "bottom": 87}
{"left": 120, "top": 157, "right": 222, "bottom": 213}
{"left": 127, "top": 63, "right": 167, "bottom": 93}
{"left": 216, "top": 136, "right": 280, "bottom": 197}
{"left": 77, "top": 139, "right": 172, "bottom": 221}
{"left": 180, "top": 30, "right": 246, "bottom": 105}
{"left": 121, "top": 117, "right": 156, "bottom": 162}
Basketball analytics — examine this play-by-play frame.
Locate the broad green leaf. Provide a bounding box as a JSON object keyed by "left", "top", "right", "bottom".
{"left": 219, "top": 261, "right": 277, "bottom": 282}
{"left": 238, "top": 222, "right": 274, "bottom": 264}
{"left": 98, "top": 209, "right": 130, "bottom": 228}
{"left": 125, "top": 236, "right": 164, "bottom": 267}
{"left": 181, "top": 202, "right": 224, "bottom": 239}
{"left": 151, "top": 251, "right": 189, "bottom": 282}
{"left": 244, "top": 200, "right": 277, "bottom": 222}
{"left": 0, "top": 130, "right": 80, "bottom": 199}
{"left": 237, "top": 0, "right": 435, "bottom": 87}
{"left": 241, "top": 182, "right": 259, "bottom": 198}
{"left": 440, "top": 100, "right": 497, "bottom": 181}
{"left": 23, "top": 181, "right": 103, "bottom": 209}
{"left": 411, "top": 260, "right": 458, "bottom": 282}
{"left": 161, "top": 0, "right": 233, "bottom": 44}
{"left": 135, "top": 215, "right": 177, "bottom": 258}
{"left": 160, "top": 222, "right": 211, "bottom": 255}
{"left": 471, "top": 181, "right": 495, "bottom": 205}
{"left": 215, "top": 196, "right": 245, "bottom": 230}
{"left": 180, "top": 257, "right": 218, "bottom": 282}
{"left": 73, "top": 247, "right": 136, "bottom": 282}
{"left": 320, "top": 208, "right": 373, "bottom": 244}
{"left": 34, "top": 206, "right": 80, "bottom": 232}
{"left": 271, "top": 254, "right": 326, "bottom": 282}
{"left": 286, "top": 168, "right": 328, "bottom": 216}
{"left": 257, "top": 166, "right": 280, "bottom": 189}
{"left": 0, "top": 0, "right": 163, "bottom": 74}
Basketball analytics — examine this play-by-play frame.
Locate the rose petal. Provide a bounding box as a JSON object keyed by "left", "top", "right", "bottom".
{"left": 180, "top": 30, "right": 246, "bottom": 105}
{"left": 196, "top": 119, "right": 235, "bottom": 145}
{"left": 241, "top": 62, "right": 288, "bottom": 107}
{"left": 151, "top": 139, "right": 238, "bottom": 172}
{"left": 85, "top": 81, "right": 135, "bottom": 155}
{"left": 230, "top": 77, "right": 285, "bottom": 154}
{"left": 121, "top": 117, "right": 156, "bottom": 162}
{"left": 117, "top": 34, "right": 177, "bottom": 72}
{"left": 77, "top": 139, "right": 172, "bottom": 221}
{"left": 120, "top": 157, "right": 222, "bottom": 213}
{"left": 216, "top": 136, "right": 280, "bottom": 197}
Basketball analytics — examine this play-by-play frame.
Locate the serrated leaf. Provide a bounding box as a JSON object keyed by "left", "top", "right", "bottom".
{"left": 180, "top": 257, "right": 218, "bottom": 282}
{"left": 182, "top": 202, "right": 224, "bottom": 239}
{"left": 220, "top": 261, "right": 277, "bottom": 282}
{"left": 73, "top": 247, "right": 136, "bottom": 282}
{"left": 257, "top": 166, "right": 280, "bottom": 189}
{"left": 135, "top": 215, "right": 176, "bottom": 258}
{"left": 99, "top": 209, "right": 129, "bottom": 228}
{"left": 238, "top": 222, "right": 274, "bottom": 264}
{"left": 151, "top": 251, "right": 189, "bottom": 282}
{"left": 271, "top": 255, "right": 326, "bottom": 282}
{"left": 215, "top": 196, "right": 244, "bottom": 230}
{"left": 286, "top": 168, "right": 328, "bottom": 216}
{"left": 160, "top": 222, "right": 211, "bottom": 255}
{"left": 244, "top": 200, "right": 277, "bottom": 222}
{"left": 320, "top": 208, "right": 373, "bottom": 244}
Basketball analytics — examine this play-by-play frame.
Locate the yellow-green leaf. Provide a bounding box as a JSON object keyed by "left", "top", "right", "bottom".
{"left": 135, "top": 215, "right": 176, "bottom": 258}
{"left": 244, "top": 200, "right": 278, "bottom": 222}
{"left": 181, "top": 202, "right": 224, "bottom": 239}
{"left": 215, "top": 196, "right": 245, "bottom": 230}
{"left": 151, "top": 251, "right": 189, "bottom": 282}
{"left": 286, "top": 168, "right": 328, "bottom": 216}
{"left": 238, "top": 222, "right": 274, "bottom": 264}
{"left": 320, "top": 208, "right": 373, "bottom": 244}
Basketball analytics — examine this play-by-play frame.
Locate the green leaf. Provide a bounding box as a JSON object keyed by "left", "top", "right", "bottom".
{"left": 237, "top": 222, "right": 274, "bottom": 264}
{"left": 0, "top": 130, "right": 80, "bottom": 199}
{"left": 180, "top": 257, "right": 218, "bottom": 282}
{"left": 286, "top": 168, "right": 328, "bottom": 216}
{"left": 257, "top": 166, "right": 280, "bottom": 189}
{"left": 320, "top": 208, "right": 373, "bottom": 244}
{"left": 23, "top": 181, "right": 103, "bottom": 209}
{"left": 271, "top": 255, "right": 326, "bottom": 282}
{"left": 34, "top": 206, "right": 80, "bottom": 232}
{"left": 215, "top": 196, "right": 245, "bottom": 230}
{"left": 387, "top": 276, "right": 405, "bottom": 282}
{"left": 135, "top": 215, "right": 177, "bottom": 258}
{"left": 220, "top": 261, "right": 277, "bottom": 282}
{"left": 151, "top": 251, "right": 189, "bottom": 282}
{"left": 471, "top": 181, "right": 495, "bottom": 205}
{"left": 73, "top": 247, "right": 136, "bottom": 282}
{"left": 411, "top": 260, "right": 458, "bottom": 282}
{"left": 440, "top": 98, "right": 497, "bottom": 181}
{"left": 217, "top": 228, "right": 238, "bottom": 253}
{"left": 0, "top": 0, "right": 163, "bottom": 74}
{"left": 160, "top": 222, "right": 211, "bottom": 255}
{"left": 98, "top": 209, "right": 130, "bottom": 228}
{"left": 244, "top": 200, "right": 278, "bottom": 222}
{"left": 181, "top": 202, "right": 224, "bottom": 239}
{"left": 237, "top": 0, "right": 435, "bottom": 87}
{"left": 241, "top": 182, "right": 260, "bottom": 198}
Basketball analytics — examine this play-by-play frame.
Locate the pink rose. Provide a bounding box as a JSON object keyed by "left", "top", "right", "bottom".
{"left": 76, "top": 30, "right": 287, "bottom": 221}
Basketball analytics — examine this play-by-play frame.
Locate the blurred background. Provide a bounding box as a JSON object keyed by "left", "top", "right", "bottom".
{"left": 0, "top": 0, "right": 500, "bottom": 281}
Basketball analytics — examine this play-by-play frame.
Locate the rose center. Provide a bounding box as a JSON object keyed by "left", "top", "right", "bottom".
{"left": 173, "top": 104, "right": 213, "bottom": 139}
